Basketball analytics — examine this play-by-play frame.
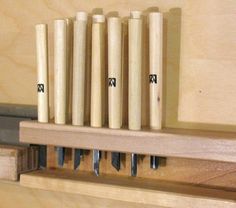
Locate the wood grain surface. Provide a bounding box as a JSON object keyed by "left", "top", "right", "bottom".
{"left": 20, "top": 121, "right": 236, "bottom": 191}
{"left": 20, "top": 169, "right": 236, "bottom": 208}
{"left": 0, "top": 180, "right": 158, "bottom": 208}
{"left": 178, "top": 0, "right": 236, "bottom": 126}
{"left": 149, "top": 12, "right": 163, "bottom": 130}
{"left": 108, "top": 17, "right": 122, "bottom": 129}
{"left": 35, "top": 24, "right": 49, "bottom": 123}
{"left": 90, "top": 17, "right": 105, "bottom": 127}
{"left": 1, "top": 0, "right": 235, "bottom": 130}
{"left": 128, "top": 14, "right": 142, "bottom": 130}
{"left": 0, "top": 144, "right": 38, "bottom": 181}
{"left": 72, "top": 13, "right": 87, "bottom": 126}
{"left": 0, "top": 0, "right": 174, "bottom": 126}
{"left": 20, "top": 121, "right": 236, "bottom": 163}
{"left": 1, "top": 0, "right": 236, "bottom": 200}
{"left": 54, "top": 19, "right": 67, "bottom": 124}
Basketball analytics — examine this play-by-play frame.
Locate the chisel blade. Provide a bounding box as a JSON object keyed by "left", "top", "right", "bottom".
{"left": 150, "top": 156, "right": 159, "bottom": 169}
{"left": 111, "top": 152, "right": 120, "bottom": 171}
{"left": 131, "top": 153, "right": 137, "bottom": 177}
{"left": 39, "top": 145, "right": 47, "bottom": 168}
{"left": 74, "top": 149, "right": 83, "bottom": 170}
{"left": 57, "top": 147, "right": 65, "bottom": 167}
{"left": 93, "top": 150, "right": 100, "bottom": 176}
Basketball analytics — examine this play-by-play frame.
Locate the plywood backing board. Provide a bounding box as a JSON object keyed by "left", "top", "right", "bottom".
{"left": 178, "top": 0, "right": 236, "bottom": 126}
{"left": 20, "top": 169, "right": 236, "bottom": 208}
{"left": 0, "top": 144, "right": 38, "bottom": 181}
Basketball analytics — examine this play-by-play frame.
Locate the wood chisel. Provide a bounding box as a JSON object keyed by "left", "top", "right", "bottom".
{"left": 108, "top": 16, "right": 122, "bottom": 171}
{"left": 72, "top": 11, "right": 88, "bottom": 169}
{"left": 128, "top": 11, "right": 142, "bottom": 176}
{"left": 35, "top": 23, "right": 49, "bottom": 168}
{"left": 149, "top": 12, "right": 163, "bottom": 169}
{"left": 90, "top": 14, "right": 106, "bottom": 176}
{"left": 54, "top": 19, "right": 67, "bottom": 167}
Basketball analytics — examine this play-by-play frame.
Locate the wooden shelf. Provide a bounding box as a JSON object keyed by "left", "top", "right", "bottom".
{"left": 20, "top": 121, "right": 236, "bottom": 163}
{"left": 0, "top": 180, "right": 153, "bottom": 208}
{"left": 20, "top": 169, "right": 236, "bottom": 207}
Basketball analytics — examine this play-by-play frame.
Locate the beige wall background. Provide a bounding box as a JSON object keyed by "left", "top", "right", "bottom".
{"left": 0, "top": 0, "right": 236, "bottom": 132}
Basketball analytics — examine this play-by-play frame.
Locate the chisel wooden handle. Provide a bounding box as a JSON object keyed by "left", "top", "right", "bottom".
{"left": 35, "top": 24, "right": 49, "bottom": 123}
{"left": 93, "top": 14, "right": 106, "bottom": 23}
{"left": 54, "top": 19, "right": 67, "bottom": 124}
{"left": 108, "top": 17, "right": 122, "bottom": 129}
{"left": 54, "top": 19, "right": 67, "bottom": 167}
{"left": 72, "top": 12, "right": 88, "bottom": 126}
{"left": 65, "top": 18, "right": 73, "bottom": 123}
{"left": 108, "top": 17, "right": 122, "bottom": 171}
{"left": 149, "top": 12, "right": 163, "bottom": 130}
{"left": 91, "top": 14, "right": 106, "bottom": 175}
{"left": 129, "top": 11, "right": 142, "bottom": 177}
{"left": 90, "top": 15, "right": 105, "bottom": 127}
{"left": 128, "top": 12, "right": 142, "bottom": 130}
{"left": 130, "top": 11, "right": 142, "bottom": 19}
{"left": 76, "top": 11, "right": 88, "bottom": 21}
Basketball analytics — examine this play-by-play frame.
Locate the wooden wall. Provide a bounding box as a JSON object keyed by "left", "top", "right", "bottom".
{"left": 0, "top": 0, "right": 236, "bottom": 192}
{"left": 178, "top": 0, "right": 236, "bottom": 129}
{"left": 0, "top": 0, "right": 184, "bottom": 128}
{"left": 1, "top": 0, "right": 236, "bottom": 131}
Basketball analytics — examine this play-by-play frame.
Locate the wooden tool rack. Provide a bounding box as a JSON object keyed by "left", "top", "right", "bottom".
{"left": 19, "top": 121, "right": 236, "bottom": 207}
{"left": 1, "top": 0, "right": 236, "bottom": 207}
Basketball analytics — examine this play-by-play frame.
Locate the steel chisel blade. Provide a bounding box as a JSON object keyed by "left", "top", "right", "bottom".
{"left": 74, "top": 149, "right": 83, "bottom": 170}
{"left": 131, "top": 153, "right": 137, "bottom": 177}
{"left": 150, "top": 156, "right": 159, "bottom": 169}
{"left": 111, "top": 152, "right": 120, "bottom": 171}
{"left": 39, "top": 145, "right": 47, "bottom": 168}
{"left": 57, "top": 147, "right": 65, "bottom": 167}
{"left": 93, "top": 150, "right": 100, "bottom": 176}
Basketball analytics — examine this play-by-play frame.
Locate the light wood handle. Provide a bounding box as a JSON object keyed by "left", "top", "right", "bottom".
{"left": 149, "top": 12, "right": 163, "bottom": 130}
{"left": 76, "top": 11, "right": 88, "bottom": 22}
{"left": 54, "top": 19, "right": 67, "bottom": 124}
{"left": 108, "top": 17, "right": 122, "bottom": 129}
{"left": 35, "top": 24, "right": 49, "bottom": 123}
{"left": 90, "top": 20, "right": 105, "bottom": 127}
{"left": 93, "top": 14, "right": 105, "bottom": 23}
{"left": 72, "top": 13, "right": 88, "bottom": 126}
{"left": 130, "top": 11, "right": 142, "bottom": 19}
{"left": 128, "top": 17, "right": 142, "bottom": 130}
{"left": 84, "top": 17, "right": 92, "bottom": 123}
{"left": 65, "top": 18, "right": 73, "bottom": 123}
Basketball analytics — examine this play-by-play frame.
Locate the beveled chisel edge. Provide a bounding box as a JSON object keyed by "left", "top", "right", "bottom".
{"left": 111, "top": 152, "right": 121, "bottom": 171}
{"left": 93, "top": 149, "right": 100, "bottom": 176}
{"left": 150, "top": 155, "right": 159, "bottom": 170}
{"left": 131, "top": 153, "right": 137, "bottom": 177}
{"left": 57, "top": 147, "right": 65, "bottom": 167}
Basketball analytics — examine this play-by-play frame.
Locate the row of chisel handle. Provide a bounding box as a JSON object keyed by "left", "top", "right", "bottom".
{"left": 36, "top": 10, "right": 162, "bottom": 176}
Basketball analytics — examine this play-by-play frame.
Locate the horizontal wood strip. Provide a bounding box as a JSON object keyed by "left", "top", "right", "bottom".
{"left": 20, "top": 169, "right": 236, "bottom": 207}
{"left": 20, "top": 121, "right": 236, "bottom": 162}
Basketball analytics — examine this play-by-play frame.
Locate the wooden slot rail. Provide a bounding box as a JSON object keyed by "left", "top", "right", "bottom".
{"left": 20, "top": 120, "right": 236, "bottom": 163}
{"left": 0, "top": 144, "right": 38, "bottom": 181}
{"left": 20, "top": 169, "right": 236, "bottom": 208}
